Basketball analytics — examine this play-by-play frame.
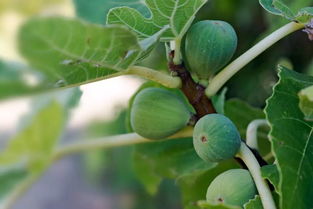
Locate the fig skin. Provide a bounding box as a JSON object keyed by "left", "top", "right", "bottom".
{"left": 206, "top": 169, "right": 257, "bottom": 208}
{"left": 193, "top": 114, "right": 241, "bottom": 162}
{"left": 130, "top": 87, "right": 192, "bottom": 140}
{"left": 184, "top": 20, "right": 238, "bottom": 80}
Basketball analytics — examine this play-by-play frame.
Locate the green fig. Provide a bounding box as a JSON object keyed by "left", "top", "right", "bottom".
{"left": 193, "top": 114, "right": 241, "bottom": 162}
{"left": 130, "top": 87, "right": 192, "bottom": 140}
{"left": 206, "top": 169, "right": 257, "bottom": 208}
{"left": 184, "top": 20, "right": 237, "bottom": 80}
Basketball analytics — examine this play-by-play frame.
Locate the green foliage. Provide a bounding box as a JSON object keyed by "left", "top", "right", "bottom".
{"left": 133, "top": 137, "right": 216, "bottom": 195}
{"left": 184, "top": 20, "right": 237, "bottom": 80}
{"left": 18, "top": 17, "right": 141, "bottom": 87}
{"left": 265, "top": 66, "right": 313, "bottom": 209}
{"left": 130, "top": 87, "right": 191, "bottom": 139}
{"left": 193, "top": 114, "right": 241, "bottom": 163}
{"left": 107, "top": 0, "right": 207, "bottom": 41}
{"left": 2, "top": 0, "right": 313, "bottom": 208}
{"left": 206, "top": 169, "right": 257, "bottom": 208}
{"left": 259, "top": 0, "right": 313, "bottom": 23}
{"left": 13, "top": 17, "right": 166, "bottom": 100}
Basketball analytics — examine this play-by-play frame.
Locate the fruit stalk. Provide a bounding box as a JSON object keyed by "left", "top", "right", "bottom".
{"left": 168, "top": 51, "right": 216, "bottom": 118}
{"left": 126, "top": 66, "right": 182, "bottom": 88}
{"left": 206, "top": 21, "right": 304, "bottom": 97}
{"left": 236, "top": 142, "right": 276, "bottom": 209}
{"left": 246, "top": 119, "right": 269, "bottom": 150}
{"left": 52, "top": 128, "right": 193, "bottom": 161}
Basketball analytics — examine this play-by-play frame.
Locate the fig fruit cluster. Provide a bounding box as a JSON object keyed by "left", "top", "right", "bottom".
{"left": 129, "top": 19, "right": 253, "bottom": 208}
{"left": 130, "top": 87, "right": 192, "bottom": 139}
{"left": 184, "top": 20, "right": 237, "bottom": 80}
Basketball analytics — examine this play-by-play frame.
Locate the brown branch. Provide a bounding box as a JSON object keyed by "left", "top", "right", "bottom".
{"left": 168, "top": 51, "right": 216, "bottom": 119}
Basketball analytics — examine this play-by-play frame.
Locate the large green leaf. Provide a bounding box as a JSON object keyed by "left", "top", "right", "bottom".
{"left": 73, "top": 0, "right": 149, "bottom": 24}
{"left": 18, "top": 17, "right": 141, "bottom": 89}
{"left": 107, "top": 0, "right": 207, "bottom": 41}
{"left": 12, "top": 17, "right": 168, "bottom": 100}
{"left": 265, "top": 66, "right": 313, "bottom": 209}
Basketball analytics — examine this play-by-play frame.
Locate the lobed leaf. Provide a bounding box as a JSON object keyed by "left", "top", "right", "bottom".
{"left": 107, "top": 0, "right": 207, "bottom": 41}
{"left": 18, "top": 17, "right": 141, "bottom": 89}
{"left": 265, "top": 66, "right": 313, "bottom": 209}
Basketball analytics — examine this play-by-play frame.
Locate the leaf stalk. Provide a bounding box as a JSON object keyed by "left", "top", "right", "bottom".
{"left": 236, "top": 142, "right": 276, "bottom": 209}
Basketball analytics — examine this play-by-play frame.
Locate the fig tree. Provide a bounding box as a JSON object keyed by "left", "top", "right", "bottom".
{"left": 184, "top": 20, "right": 237, "bottom": 80}
{"left": 193, "top": 114, "right": 241, "bottom": 162}
{"left": 130, "top": 87, "right": 192, "bottom": 139}
{"left": 206, "top": 169, "right": 257, "bottom": 207}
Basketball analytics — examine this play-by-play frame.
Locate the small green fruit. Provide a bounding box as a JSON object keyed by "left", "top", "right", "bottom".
{"left": 130, "top": 87, "right": 192, "bottom": 139}
{"left": 184, "top": 20, "right": 237, "bottom": 80}
{"left": 206, "top": 169, "right": 257, "bottom": 207}
{"left": 193, "top": 114, "right": 241, "bottom": 162}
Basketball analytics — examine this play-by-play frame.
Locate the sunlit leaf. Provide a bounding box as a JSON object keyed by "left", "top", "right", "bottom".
{"left": 107, "top": 0, "right": 207, "bottom": 41}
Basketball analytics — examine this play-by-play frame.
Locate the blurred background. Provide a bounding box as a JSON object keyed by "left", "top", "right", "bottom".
{"left": 0, "top": 0, "right": 313, "bottom": 209}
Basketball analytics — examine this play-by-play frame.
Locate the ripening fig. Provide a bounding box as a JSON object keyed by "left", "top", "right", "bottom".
{"left": 184, "top": 20, "right": 237, "bottom": 80}
{"left": 193, "top": 114, "right": 241, "bottom": 162}
{"left": 206, "top": 169, "right": 257, "bottom": 207}
{"left": 130, "top": 87, "right": 192, "bottom": 140}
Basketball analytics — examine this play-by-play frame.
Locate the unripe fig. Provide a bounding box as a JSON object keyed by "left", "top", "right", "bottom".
{"left": 130, "top": 87, "right": 192, "bottom": 139}
{"left": 206, "top": 169, "right": 257, "bottom": 207}
{"left": 193, "top": 114, "right": 241, "bottom": 162}
{"left": 184, "top": 20, "right": 237, "bottom": 80}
